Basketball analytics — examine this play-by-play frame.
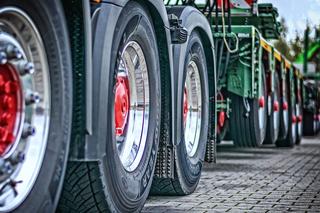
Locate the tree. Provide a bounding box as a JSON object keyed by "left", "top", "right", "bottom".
{"left": 273, "top": 18, "right": 293, "bottom": 60}
{"left": 290, "top": 32, "right": 303, "bottom": 61}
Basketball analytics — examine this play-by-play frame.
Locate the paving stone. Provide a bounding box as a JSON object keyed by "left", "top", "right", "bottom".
{"left": 144, "top": 136, "right": 320, "bottom": 212}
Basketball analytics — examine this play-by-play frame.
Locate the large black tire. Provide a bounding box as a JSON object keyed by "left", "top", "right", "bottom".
{"left": 58, "top": 2, "right": 161, "bottom": 212}
{"left": 151, "top": 31, "right": 209, "bottom": 195}
{"left": 276, "top": 72, "right": 296, "bottom": 147}
{"left": 265, "top": 72, "right": 280, "bottom": 144}
{"left": 229, "top": 72, "right": 267, "bottom": 147}
{"left": 0, "top": 0, "right": 72, "bottom": 212}
{"left": 303, "top": 110, "right": 317, "bottom": 136}
{"left": 278, "top": 73, "right": 289, "bottom": 140}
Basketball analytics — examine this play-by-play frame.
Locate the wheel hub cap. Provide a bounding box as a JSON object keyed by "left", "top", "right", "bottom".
{"left": 273, "top": 101, "right": 279, "bottom": 112}
{"left": 259, "top": 96, "right": 265, "bottom": 108}
{"left": 0, "top": 64, "right": 22, "bottom": 155}
{"left": 115, "top": 75, "right": 130, "bottom": 136}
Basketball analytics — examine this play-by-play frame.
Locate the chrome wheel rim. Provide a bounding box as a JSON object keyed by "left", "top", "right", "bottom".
{"left": 115, "top": 41, "right": 149, "bottom": 172}
{"left": 291, "top": 120, "right": 296, "bottom": 141}
{"left": 258, "top": 85, "right": 266, "bottom": 132}
{"left": 183, "top": 60, "right": 202, "bottom": 157}
{"left": 0, "top": 7, "right": 50, "bottom": 211}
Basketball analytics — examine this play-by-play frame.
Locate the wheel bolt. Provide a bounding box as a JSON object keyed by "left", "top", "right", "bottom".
{"left": 17, "top": 61, "right": 35, "bottom": 76}
{"left": 5, "top": 45, "right": 22, "bottom": 60}
{"left": 22, "top": 123, "right": 36, "bottom": 139}
{"left": 4, "top": 161, "right": 13, "bottom": 174}
{"left": 17, "top": 152, "right": 25, "bottom": 163}
{"left": 25, "top": 92, "right": 40, "bottom": 105}
{"left": 0, "top": 51, "right": 8, "bottom": 65}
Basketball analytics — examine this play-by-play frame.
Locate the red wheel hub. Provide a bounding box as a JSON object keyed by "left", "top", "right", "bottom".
{"left": 218, "top": 111, "right": 226, "bottom": 129}
{"left": 273, "top": 101, "right": 279, "bottom": 112}
{"left": 0, "top": 64, "right": 22, "bottom": 155}
{"left": 114, "top": 76, "right": 130, "bottom": 136}
{"left": 259, "top": 96, "right": 265, "bottom": 108}
{"left": 292, "top": 115, "right": 297, "bottom": 123}
{"left": 217, "top": 93, "right": 226, "bottom": 129}
{"left": 282, "top": 101, "right": 288, "bottom": 110}
{"left": 183, "top": 87, "right": 188, "bottom": 127}
{"left": 297, "top": 115, "right": 302, "bottom": 123}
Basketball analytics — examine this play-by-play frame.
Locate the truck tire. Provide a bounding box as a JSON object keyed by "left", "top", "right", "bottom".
{"left": 265, "top": 72, "right": 280, "bottom": 144}
{"left": 276, "top": 76, "right": 296, "bottom": 147}
{"left": 230, "top": 72, "right": 267, "bottom": 147}
{"left": 278, "top": 74, "right": 289, "bottom": 140}
{"left": 58, "top": 2, "right": 161, "bottom": 212}
{"left": 303, "top": 111, "right": 317, "bottom": 136}
{"left": 0, "top": 1, "right": 72, "bottom": 212}
{"left": 151, "top": 31, "right": 209, "bottom": 195}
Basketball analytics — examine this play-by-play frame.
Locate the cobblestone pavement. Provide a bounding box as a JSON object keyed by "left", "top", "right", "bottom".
{"left": 143, "top": 136, "right": 320, "bottom": 212}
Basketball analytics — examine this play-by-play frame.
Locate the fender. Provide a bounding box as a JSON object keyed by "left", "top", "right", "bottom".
{"left": 167, "top": 6, "right": 216, "bottom": 148}
{"left": 71, "top": 0, "right": 175, "bottom": 160}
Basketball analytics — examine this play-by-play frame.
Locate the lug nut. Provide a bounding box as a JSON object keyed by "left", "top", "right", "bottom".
{"left": 25, "top": 92, "right": 40, "bottom": 105}
{"left": 22, "top": 123, "right": 36, "bottom": 139}
{"left": 17, "top": 152, "right": 25, "bottom": 163}
{"left": 9, "top": 152, "right": 25, "bottom": 165}
{"left": 4, "top": 161, "right": 13, "bottom": 174}
{"left": 5, "top": 45, "right": 22, "bottom": 60}
{"left": 0, "top": 51, "right": 8, "bottom": 65}
{"left": 17, "top": 61, "right": 35, "bottom": 76}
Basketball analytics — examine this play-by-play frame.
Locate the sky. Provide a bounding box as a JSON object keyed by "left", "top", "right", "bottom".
{"left": 259, "top": 0, "right": 320, "bottom": 41}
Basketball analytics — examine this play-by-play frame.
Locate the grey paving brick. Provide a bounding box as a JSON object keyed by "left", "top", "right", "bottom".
{"left": 144, "top": 137, "right": 320, "bottom": 212}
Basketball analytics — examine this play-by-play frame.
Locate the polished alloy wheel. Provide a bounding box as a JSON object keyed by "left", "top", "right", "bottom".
{"left": 114, "top": 41, "right": 149, "bottom": 172}
{"left": 183, "top": 60, "right": 202, "bottom": 157}
{"left": 258, "top": 93, "right": 266, "bottom": 132}
{"left": 0, "top": 7, "right": 50, "bottom": 211}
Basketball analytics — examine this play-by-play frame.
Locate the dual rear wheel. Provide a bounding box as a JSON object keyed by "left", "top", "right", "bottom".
{"left": 229, "top": 71, "right": 267, "bottom": 147}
